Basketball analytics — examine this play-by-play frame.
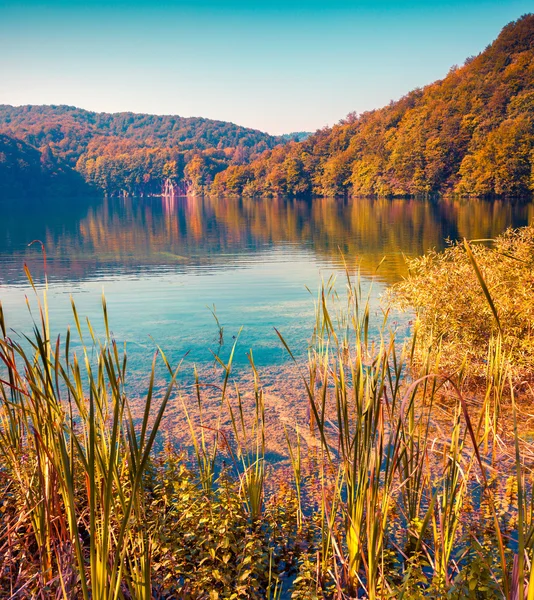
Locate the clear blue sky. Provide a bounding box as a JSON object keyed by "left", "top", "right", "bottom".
{"left": 0, "top": 1, "right": 531, "bottom": 134}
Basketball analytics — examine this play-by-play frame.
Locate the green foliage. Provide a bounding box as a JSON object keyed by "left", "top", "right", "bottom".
{"left": 213, "top": 14, "right": 534, "bottom": 198}
{"left": 0, "top": 133, "right": 90, "bottom": 198}
{"left": 150, "top": 454, "right": 302, "bottom": 598}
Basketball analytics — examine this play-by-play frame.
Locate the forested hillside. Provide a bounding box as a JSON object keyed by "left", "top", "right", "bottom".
{"left": 0, "top": 134, "right": 90, "bottom": 199}
{"left": 2, "top": 14, "right": 533, "bottom": 200}
{"left": 214, "top": 14, "right": 534, "bottom": 198}
{"left": 0, "top": 106, "right": 284, "bottom": 196}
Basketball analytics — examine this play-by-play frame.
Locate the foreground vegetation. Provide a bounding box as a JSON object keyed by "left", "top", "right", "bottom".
{"left": 1, "top": 227, "right": 534, "bottom": 598}
{"left": 392, "top": 225, "right": 534, "bottom": 378}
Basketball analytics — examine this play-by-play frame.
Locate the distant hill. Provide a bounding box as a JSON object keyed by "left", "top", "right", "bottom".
{"left": 214, "top": 14, "right": 534, "bottom": 198}
{"left": 0, "top": 134, "right": 90, "bottom": 199}
{"left": 0, "top": 106, "right": 285, "bottom": 196}
{"left": 280, "top": 132, "right": 312, "bottom": 142}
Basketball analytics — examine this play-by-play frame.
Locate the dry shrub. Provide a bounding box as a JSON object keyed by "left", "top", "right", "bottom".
{"left": 392, "top": 225, "right": 534, "bottom": 379}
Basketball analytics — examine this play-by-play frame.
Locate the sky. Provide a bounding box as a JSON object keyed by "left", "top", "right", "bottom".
{"left": 0, "top": 1, "right": 532, "bottom": 134}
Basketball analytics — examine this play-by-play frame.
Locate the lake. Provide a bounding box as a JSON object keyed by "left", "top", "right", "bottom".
{"left": 0, "top": 195, "right": 532, "bottom": 377}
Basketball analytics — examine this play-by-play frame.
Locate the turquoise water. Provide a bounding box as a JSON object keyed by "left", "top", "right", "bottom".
{"left": 0, "top": 195, "right": 532, "bottom": 374}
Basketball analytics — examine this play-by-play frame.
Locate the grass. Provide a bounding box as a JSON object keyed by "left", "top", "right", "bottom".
{"left": 1, "top": 226, "right": 534, "bottom": 598}
{"left": 391, "top": 225, "right": 534, "bottom": 381}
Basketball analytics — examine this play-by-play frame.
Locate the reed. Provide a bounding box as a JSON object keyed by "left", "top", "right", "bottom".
{"left": 1, "top": 228, "right": 534, "bottom": 598}
{"left": 0, "top": 273, "right": 180, "bottom": 599}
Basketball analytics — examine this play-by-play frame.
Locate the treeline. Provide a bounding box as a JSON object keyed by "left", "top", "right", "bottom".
{"left": 2, "top": 14, "right": 533, "bottom": 200}
{"left": 0, "top": 134, "right": 90, "bottom": 199}
{"left": 214, "top": 14, "right": 534, "bottom": 198}
{"left": 75, "top": 139, "right": 186, "bottom": 197}
{"left": 0, "top": 105, "right": 287, "bottom": 196}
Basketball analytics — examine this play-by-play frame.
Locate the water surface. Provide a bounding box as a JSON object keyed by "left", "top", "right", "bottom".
{"left": 1, "top": 195, "right": 532, "bottom": 373}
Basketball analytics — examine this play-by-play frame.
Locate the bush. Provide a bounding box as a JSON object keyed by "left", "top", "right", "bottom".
{"left": 392, "top": 225, "right": 534, "bottom": 378}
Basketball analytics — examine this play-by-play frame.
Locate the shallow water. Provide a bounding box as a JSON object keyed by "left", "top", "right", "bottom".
{"left": 0, "top": 195, "right": 532, "bottom": 373}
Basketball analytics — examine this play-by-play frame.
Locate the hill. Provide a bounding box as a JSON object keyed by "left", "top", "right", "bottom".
{"left": 213, "top": 14, "right": 534, "bottom": 198}
{"left": 0, "top": 134, "right": 90, "bottom": 199}
{"left": 279, "top": 132, "right": 312, "bottom": 142}
{"left": 0, "top": 106, "right": 285, "bottom": 196}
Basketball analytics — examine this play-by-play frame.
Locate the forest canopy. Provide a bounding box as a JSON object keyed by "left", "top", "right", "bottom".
{"left": 1, "top": 14, "right": 534, "bottom": 199}
{"left": 213, "top": 14, "right": 534, "bottom": 198}
{"left": 0, "top": 134, "right": 90, "bottom": 199}
{"left": 0, "top": 106, "right": 287, "bottom": 196}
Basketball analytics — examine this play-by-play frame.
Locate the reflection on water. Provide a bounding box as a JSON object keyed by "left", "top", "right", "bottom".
{"left": 0, "top": 195, "right": 532, "bottom": 368}
{"left": 2, "top": 195, "right": 533, "bottom": 284}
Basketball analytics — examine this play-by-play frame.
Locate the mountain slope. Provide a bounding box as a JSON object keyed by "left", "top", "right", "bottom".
{"left": 0, "top": 106, "right": 285, "bottom": 195}
{"left": 0, "top": 105, "right": 283, "bottom": 165}
{"left": 214, "top": 14, "right": 534, "bottom": 198}
{"left": 0, "top": 134, "right": 90, "bottom": 199}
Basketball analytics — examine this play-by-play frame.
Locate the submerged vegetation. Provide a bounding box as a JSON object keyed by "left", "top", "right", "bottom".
{"left": 1, "top": 225, "right": 534, "bottom": 598}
